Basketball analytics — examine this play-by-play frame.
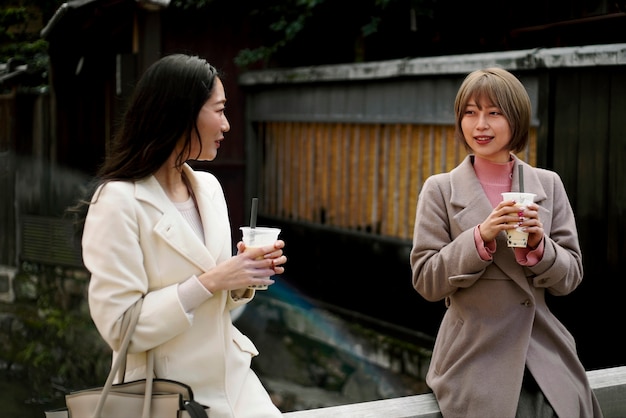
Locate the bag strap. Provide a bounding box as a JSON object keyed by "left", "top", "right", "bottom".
{"left": 142, "top": 349, "right": 155, "bottom": 418}
{"left": 184, "top": 400, "right": 209, "bottom": 418}
{"left": 92, "top": 297, "right": 144, "bottom": 418}
{"left": 91, "top": 297, "right": 208, "bottom": 418}
{"left": 116, "top": 302, "right": 135, "bottom": 382}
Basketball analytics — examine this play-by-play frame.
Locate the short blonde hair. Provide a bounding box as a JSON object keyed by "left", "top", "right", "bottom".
{"left": 454, "top": 67, "right": 532, "bottom": 154}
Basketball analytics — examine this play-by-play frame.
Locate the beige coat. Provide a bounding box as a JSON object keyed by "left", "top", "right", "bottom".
{"left": 410, "top": 155, "right": 602, "bottom": 418}
{"left": 82, "top": 164, "right": 281, "bottom": 418}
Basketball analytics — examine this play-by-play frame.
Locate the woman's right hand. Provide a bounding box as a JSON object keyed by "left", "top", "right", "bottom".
{"left": 197, "top": 240, "right": 287, "bottom": 292}
{"left": 479, "top": 199, "right": 522, "bottom": 243}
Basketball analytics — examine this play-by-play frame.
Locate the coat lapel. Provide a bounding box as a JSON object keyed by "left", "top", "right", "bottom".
{"left": 182, "top": 164, "right": 232, "bottom": 264}
{"left": 134, "top": 175, "right": 217, "bottom": 272}
{"left": 449, "top": 156, "right": 495, "bottom": 232}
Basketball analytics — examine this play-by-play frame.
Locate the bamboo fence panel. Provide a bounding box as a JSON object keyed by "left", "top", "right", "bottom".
{"left": 378, "top": 124, "right": 391, "bottom": 235}
{"left": 355, "top": 124, "right": 368, "bottom": 230}
{"left": 257, "top": 121, "right": 537, "bottom": 240}
{"left": 303, "top": 123, "right": 316, "bottom": 221}
{"left": 369, "top": 125, "right": 380, "bottom": 232}
{"left": 329, "top": 124, "right": 341, "bottom": 225}
{"left": 398, "top": 124, "right": 412, "bottom": 238}
{"left": 407, "top": 125, "right": 422, "bottom": 237}
{"left": 347, "top": 124, "right": 360, "bottom": 229}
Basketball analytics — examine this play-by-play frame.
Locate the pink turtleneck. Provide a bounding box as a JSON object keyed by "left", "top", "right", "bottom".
{"left": 473, "top": 155, "right": 514, "bottom": 208}
{"left": 471, "top": 155, "right": 544, "bottom": 265}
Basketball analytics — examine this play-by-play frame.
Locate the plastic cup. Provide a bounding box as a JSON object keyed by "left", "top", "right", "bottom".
{"left": 501, "top": 192, "right": 536, "bottom": 248}
{"left": 240, "top": 226, "right": 281, "bottom": 290}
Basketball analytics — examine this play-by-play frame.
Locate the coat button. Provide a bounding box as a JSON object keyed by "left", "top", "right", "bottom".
{"left": 521, "top": 299, "right": 531, "bottom": 307}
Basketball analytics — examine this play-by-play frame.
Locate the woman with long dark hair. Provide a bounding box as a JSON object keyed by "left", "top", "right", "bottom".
{"left": 74, "top": 54, "right": 286, "bottom": 417}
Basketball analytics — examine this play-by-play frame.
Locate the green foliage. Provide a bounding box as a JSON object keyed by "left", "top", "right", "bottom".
{"left": 230, "top": 0, "right": 430, "bottom": 69}
{"left": 18, "top": 307, "right": 106, "bottom": 395}
{"left": 233, "top": 0, "right": 324, "bottom": 68}
{"left": 0, "top": 0, "right": 65, "bottom": 78}
{"left": 151, "top": 0, "right": 438, "bottom": 69}
{"left": 361, "top": 16, "right": 382, "bottom": 37}
{"left": 1, "top": 5, "right": 40, "bottom": 60}
{"left": 0, "top": 5, "right": 31, "bottom": 41}
{"left": 234, "top": 46, "right": 276, "bottom": 69}
{"left": 171, "top": 0, "right": 217, "bottom": 9}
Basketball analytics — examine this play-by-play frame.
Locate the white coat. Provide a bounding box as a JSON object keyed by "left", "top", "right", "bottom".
{"left": 82, "top": 163, "right": 281, "bottom": 418}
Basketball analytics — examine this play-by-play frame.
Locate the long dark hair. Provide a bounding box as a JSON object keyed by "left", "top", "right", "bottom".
{"left": 67, "top": 54, "right": 219, "bottom": 231}
{"left": 102, "top": 54, "right": 218, "bottom": 180}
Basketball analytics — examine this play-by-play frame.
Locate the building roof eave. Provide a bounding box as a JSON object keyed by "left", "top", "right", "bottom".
{"left": 40, "top": 0, "right": 171, "bottom": 40}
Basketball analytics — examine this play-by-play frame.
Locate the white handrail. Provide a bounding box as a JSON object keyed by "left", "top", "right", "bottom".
{"left": 283, "top": 366, "right": 626, "bottom": 418}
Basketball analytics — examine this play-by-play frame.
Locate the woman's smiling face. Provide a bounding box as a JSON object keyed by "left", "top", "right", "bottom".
{"left": 189, "top": 77, "right": 230, "bottom": 161}
{"left": 461, "top": 96, "right": 512, "bottom": 163}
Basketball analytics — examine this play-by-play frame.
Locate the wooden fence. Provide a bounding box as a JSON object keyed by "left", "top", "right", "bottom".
{"left": 257, "top": 121, "right": 536, "bottom": 240}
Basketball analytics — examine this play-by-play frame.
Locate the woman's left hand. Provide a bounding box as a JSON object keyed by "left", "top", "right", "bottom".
{"left": 519, "top": 203, "right": 544, "bottom": 249}
{"left": 236, "top": 240, "right": 287, "bottom": 275}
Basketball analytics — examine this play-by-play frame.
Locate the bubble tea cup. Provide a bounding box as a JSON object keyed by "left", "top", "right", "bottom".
{"left": 240, "top": 226, "right": 281, "bottom": 290}
{"left": 501, "top": 192, "right": 536, "bottom": 248}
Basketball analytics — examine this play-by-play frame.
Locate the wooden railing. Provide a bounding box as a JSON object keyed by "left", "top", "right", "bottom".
{"left": 283, "top": 366, "right": 626, "bottom": 418}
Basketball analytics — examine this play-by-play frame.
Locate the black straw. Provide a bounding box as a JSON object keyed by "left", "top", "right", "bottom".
{"left": 518, "top": 166, "right": 524, "bottom": 193}
{"left": 250, "top": 198, "right": 258, "bottom": 228}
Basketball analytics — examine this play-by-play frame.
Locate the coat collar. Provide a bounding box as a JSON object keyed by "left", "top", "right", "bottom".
{"left": 132, "top": 164, "right": 228, "bottom": 272}
{"left": 450, "top": 154, "right": 547, "bottom": 210}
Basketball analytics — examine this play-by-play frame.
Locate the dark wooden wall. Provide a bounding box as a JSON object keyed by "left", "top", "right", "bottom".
{"left": 544, "top": 66, "right": 626, "bottom": 369}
